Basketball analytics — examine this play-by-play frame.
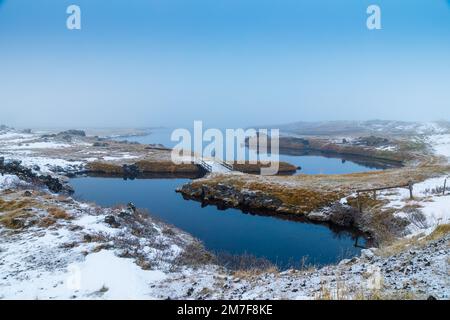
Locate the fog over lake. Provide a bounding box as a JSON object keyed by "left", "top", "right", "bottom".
{"left": 1, "top": 1, "right": 450, "bottom": 128}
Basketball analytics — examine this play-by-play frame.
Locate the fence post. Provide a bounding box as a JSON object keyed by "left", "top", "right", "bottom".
{"left": 408, "top": 181, "right": 414, "bottom": 200}
{"left": 357, "top": 192, "right": 362, "bottom": 213}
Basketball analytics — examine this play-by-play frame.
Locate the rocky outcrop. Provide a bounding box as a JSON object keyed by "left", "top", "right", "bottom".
{"left": 57, "top": 129, "right": 86, "bottom": 137}
{"left": 249, "top": 135, "right": 407, "bottom": 166}
{"left": 177, "top": 181, "right": 358, "bottom": 228}
{"left": 352, "top": 136, "right": 390, "bottom": 147}
{"left": 122, "top": 164, "right": 140, "bottom": 179}
{"left": 55, "top": 130, "right": 87, "bottom": 142}
{"left": 0, "top": 157, "right": 73, "bottom": 194}
{"left": 306, "top": 203, "right": 359, "bottom": 227}
{"left": 92, "top": 141, "right": 109, "bottom": 147}
{"left": 178, "top": 183, "right": 276, "bottom": 211}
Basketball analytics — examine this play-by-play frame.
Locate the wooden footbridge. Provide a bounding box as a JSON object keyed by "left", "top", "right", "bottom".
{"left": 196, "top": 159, "right": 234, "bottom": 173}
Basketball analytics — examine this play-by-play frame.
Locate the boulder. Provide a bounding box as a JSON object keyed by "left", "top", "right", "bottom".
{"left": 57, "top": 129, "right": 86, "bottom": 137}
{"left": 122, "top": 164, "right": 140, "bottom": 179}
{"left": 93, "top": 142, "right": 109, "bottom": 147}
{"left": 104, "top": 215, "right": 120, "bottom": 228}
{"left": 307, "top": 211, "right": 330, "bottom": 222}
{"left": 360, "top": 249, "right": 375, "bottom": 261}
{"left": 0, "top": 158, "right": 73, "bottom": 194}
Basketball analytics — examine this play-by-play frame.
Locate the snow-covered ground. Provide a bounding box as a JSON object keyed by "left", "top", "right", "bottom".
{"left": 0, "top": 175, "right": 193, "bottom": 299}
{"left": 1, "top": 173, "right": 447, "bottom": 300}
{"left": 376, "top": 177, "right": 450, "bottom": 236}
{"left": 1, "top": 124, "right": 449, "bottom": 300}
{"left": 428, "top": 134, "right": 450, "bottom": 160}
{"left": 337, "top": 132, "right": 450, "bottom": 238}
{"left": 0, "top": 175, "right": 24, "bottom": 190}
{"left": 0, "top": 129, "right": 83, "bottom": 174}
{"left": 382, "top": 133, "right": 450, "bottom": 236}
{"left": 0, "top": 128, "right": 154, "bottom": 175}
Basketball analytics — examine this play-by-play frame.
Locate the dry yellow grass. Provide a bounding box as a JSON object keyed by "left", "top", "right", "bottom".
{"left": 426, "top": 223, "right": 450, "bottom": 241}
{"left": 135, "top": 160, "right": 199, "bottom": 173}
{"left": 85, "top": 162, "right": 124, "bottom": 174}
{"left": 0, "top": 198, "right": 38, "bottom": 229}
{"left": 233, "top": 266, "right": 279, "bottom": 280}
{"left": 192, "top": 176, "right": 345, "bottom": 214}
{"left": 191, "top": 162, "right": 450, "bottom": 220}
{"left": 47, "top": 207, "right": 73, "bottom": 220}
{"left": 229, "top": 161, "right": 297, "bottom": 174}
{"left": 0, "top": 198, "right": 36, "bottom": 211}
{"left": 377, "top": 223, "right": 450, "bottom": 257}
{"left": 38, "top": 216, "right": 57, "bottom": 228}
{"left": 246, "top": 182, "right": 343, "bottom": 213}
{"left": 86, "top": 160, "right": 200, "bottom": 174}
{"left": 0, "top": 196, "right": 72, "bottom": 229}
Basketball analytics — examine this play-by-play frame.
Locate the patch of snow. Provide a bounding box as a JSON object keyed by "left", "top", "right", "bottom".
{"left": 205, "top": 160, "right": 231, "bottom": 173}
{"left": 428, "top": 134, "right": 450, "bottom": 161}
{"left": 74, "top": 215, "right": 121, "bottom": 236}
{"left": 102, "top": 154, "right": 138, "bottom": 161}
{"left": 416, "top": 122, "right": 447, "bottom": 135}
{"left": 419, "top": 196, "right": 450, "bottom": 233}
{"left": 67, "top": 250, "right": 165, "bottom": 299}
{"left": 376, "top": 145, "right": 396, "bottom": 151}
{"left": 0, "top": 132, "right": 34, "bottom": 141}
{"left": 4, "top": 141, "right": 71, "bottom": 150}
{"left": 15, "top": 157, "right": 82, "bottom": 174}
{"left": 0, "top": 175, "right": 23, "bottom": 190}
{"left": 380, "top": 176, "right": 450, "bottom": 236}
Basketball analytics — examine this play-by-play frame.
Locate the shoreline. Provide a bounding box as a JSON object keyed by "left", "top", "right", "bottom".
{"left": 1, "top": 173, "right": 448, "bottom": 299}
{"left": 1, "top": 123, "right": 450, "bottom": 299}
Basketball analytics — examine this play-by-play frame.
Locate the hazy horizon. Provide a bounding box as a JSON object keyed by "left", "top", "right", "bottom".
{"left": 1, "top": 0, "right": 450, "bottom": 128}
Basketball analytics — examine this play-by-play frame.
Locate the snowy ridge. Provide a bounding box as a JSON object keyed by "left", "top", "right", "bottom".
{"left": 428, "top": 134, "right": 450, "bottom": 161}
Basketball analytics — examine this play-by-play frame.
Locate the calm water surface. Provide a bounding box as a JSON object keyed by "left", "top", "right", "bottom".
{"left": 74, "top": 129, "right": 383, "bottom": 268}
{"left": 122, "top": 129, "right": 388, "bottom": 174}
{"left": 71, "top": 177, "right": 365, "bottom": 269}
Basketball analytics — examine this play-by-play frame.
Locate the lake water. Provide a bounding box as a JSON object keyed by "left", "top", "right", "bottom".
{"left": 72, "top": 128, "right": 385, "bottom": 268}
{"left": 120, "top": 129, "right": 389, "bottom": 175}
{"left": 71, "top": 177, "right": 366, "bottom": 269}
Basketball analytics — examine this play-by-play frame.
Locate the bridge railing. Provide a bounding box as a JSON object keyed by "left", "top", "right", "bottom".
{"left": 219, "top": 160, "right": 234, "bottom": 171}
{"left": 197, "top": 160, "right": 212, "bottom": 172}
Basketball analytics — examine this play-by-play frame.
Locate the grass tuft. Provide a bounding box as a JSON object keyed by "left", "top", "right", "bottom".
{"left": 47, "top": 207, "right": 73, "bottom": 220}
{"left": 426, "top": 223, "right": 450, "bottom": 241}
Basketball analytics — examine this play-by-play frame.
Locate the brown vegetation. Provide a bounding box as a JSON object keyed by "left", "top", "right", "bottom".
{"left": 0, "top": 198, "right": 38, "bottom": 229}
{"left": 0, "top": 196, "right": 72, "bottom": 230}
{"left": 85, "top": 160, "right": 200, "bottom": 175}
{"left": 242, "top": 181, "right": 343, "bottom": 213}
{"left": 85, "top": 162, "right": 125, "bottom": 175}
{"left": 135, "top": 160, "right": 199, "bottom": 173}
{"left": 377, "top": 223, "right": 450, "bottom": 257}
{"left": 230, "top": 161, "right": 297, "bottom": 175}
{"left": 47, "top": 207, "right": 73, "bottom": 220}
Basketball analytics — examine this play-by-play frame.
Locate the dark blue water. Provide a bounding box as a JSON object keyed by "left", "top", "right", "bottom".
{"left": 121, "top": 129, "right": 387, "bottom": 174}
{"left": 71, "top": 177, "right": 364, "bottom": 269}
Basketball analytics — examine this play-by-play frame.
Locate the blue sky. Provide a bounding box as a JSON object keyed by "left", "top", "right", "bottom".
{"left": 1, "top": 0, "right": 450, "bottom": 128}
